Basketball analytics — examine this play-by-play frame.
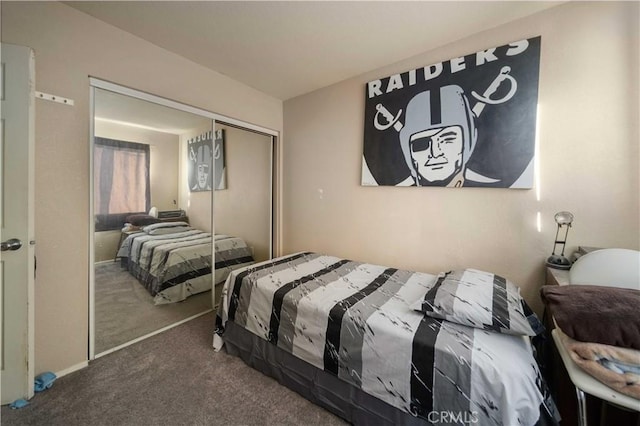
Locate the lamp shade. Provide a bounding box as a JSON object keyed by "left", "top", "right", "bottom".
{"left": 554, "top": 211, "right": 574, "bottom": 226}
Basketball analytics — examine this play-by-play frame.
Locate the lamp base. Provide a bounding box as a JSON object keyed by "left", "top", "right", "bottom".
{"left": 546, "top": 255, "right": 572, "bottom": 270}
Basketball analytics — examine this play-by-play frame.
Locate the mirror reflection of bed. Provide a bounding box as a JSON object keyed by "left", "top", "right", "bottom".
{"left": 92, "top": 87, "right": 273, "bottom": 356}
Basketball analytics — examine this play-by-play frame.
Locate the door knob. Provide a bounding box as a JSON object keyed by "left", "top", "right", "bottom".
{"left": 1, "top": 238, "right": 22, "bottom": 251}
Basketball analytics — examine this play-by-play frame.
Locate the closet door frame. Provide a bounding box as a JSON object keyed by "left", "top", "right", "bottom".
{"left": 88, "top": 77, "right": 278, "bottom": 360}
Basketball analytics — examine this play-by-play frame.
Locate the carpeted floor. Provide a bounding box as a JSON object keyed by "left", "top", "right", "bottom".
{"left": 95, "top": 261, "right": 212, "bottom": 354}
{"left": 1, "top": 312, "right": 347, "bottom": 426}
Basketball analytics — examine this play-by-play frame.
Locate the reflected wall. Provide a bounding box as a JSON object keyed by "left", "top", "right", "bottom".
{"left": 213, "top": 125, "right": 272, "bottom": 262}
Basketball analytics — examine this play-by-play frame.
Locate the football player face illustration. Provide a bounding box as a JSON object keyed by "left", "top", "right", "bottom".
{"left": 409, "top": 125, "right": 463, "bottom": 183}
{"left": 399, "top": 85, "right": 477, "bottom": 186}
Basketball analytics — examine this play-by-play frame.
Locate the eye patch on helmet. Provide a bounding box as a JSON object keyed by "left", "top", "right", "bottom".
{"left": 409, "top": 125, "right": 463, "bottom": 153}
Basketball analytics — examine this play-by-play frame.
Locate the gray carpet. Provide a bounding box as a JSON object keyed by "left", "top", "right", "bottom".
{"left": 1, "top": 312, "right": 347, "bottom": 426}
{"left": 95, "top": 261, "right": 212, "bottom": 354}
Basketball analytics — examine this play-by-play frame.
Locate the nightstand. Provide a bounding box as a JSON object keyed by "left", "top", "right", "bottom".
{"left": 546, "top": 267, "right": 570, "bottom": 287}
{"left": 115, "top": 229, "right": 142, "bottom": 261}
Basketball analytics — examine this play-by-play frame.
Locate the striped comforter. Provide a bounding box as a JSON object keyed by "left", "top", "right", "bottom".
{"left": 118, "top": 231, "right": 254, "bottom": 304}
{"left": 215, "top": 252, "right": 557, "bottom": 425}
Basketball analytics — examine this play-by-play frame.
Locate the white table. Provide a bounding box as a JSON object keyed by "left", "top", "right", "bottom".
{"left": 551, "top": 328, "right": 640, "bottom": 426}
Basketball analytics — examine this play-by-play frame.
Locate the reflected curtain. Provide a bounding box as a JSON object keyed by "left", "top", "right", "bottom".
{"left": 94, "top": 137, "right": 150, "bottom": 231}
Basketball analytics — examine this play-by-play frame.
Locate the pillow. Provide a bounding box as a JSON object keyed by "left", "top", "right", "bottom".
{"left": 541, "top": 285, "right": 640, "bottom": 350}
{"left": 411, "top": 269, "right": 544, "bottom": 336}
{"left": 125, "top": 214, "right": 161, "bottom": 227}
{"left": 142, "top": 221, "right": 191, "bottom": 235}
{"left": 146, "top": 226, "right": 192, "bottom": 235}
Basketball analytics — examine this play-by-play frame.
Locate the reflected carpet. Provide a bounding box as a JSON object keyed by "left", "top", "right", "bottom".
{"left": 94, "top": 261, "right": 212, "bottom": 354}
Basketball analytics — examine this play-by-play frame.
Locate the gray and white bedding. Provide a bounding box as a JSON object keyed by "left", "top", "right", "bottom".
{"left": 118, "top": 226, "right": 254, "bottom": 304}
{"left": 215, "top": 252, "right": 558, "bottom": 425}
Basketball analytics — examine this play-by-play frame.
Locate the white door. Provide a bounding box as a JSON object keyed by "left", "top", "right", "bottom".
{"left": 0, "top": 43, "right": 35, "bottom": 404}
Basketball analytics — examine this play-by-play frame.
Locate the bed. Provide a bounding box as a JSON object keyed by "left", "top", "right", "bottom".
{"left": 214, "top": 252, "right": 559, "bottom": 425}
{"left": 116, "top": 222, "right": 255, "bottom": 304}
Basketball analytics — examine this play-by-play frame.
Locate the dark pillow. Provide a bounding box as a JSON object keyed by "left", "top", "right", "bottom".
{"left": 411, "top": 268, "right": 544, "bottom": 336}
{"left": 125, "top": 214, "right": 161, "bottom": 227}
{"left": 541, "top": 285, "right": 640, "bottom": 350}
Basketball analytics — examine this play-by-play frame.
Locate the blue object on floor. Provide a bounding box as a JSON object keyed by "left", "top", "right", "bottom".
{"left": 9, "top": 399, "right": 29, "bottom": 409}
{"left": 34, "top": 371, "right": 57, "bottom": 392}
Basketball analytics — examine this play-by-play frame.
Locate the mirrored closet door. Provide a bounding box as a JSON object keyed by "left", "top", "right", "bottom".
{"left": 90, "top": 80, "right": 276, "bottom": 358}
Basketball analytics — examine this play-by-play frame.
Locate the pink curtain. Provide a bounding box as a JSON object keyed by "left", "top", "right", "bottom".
{"left": 94, "top": 137, "right": 150, "bottom": 217}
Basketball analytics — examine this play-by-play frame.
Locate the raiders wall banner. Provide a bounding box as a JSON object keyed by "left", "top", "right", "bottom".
{"left": 188, "top": 129, "right": 226, "bottom": 192}
{"left": 362, "top": 36, "right": 541, "bottom": 188}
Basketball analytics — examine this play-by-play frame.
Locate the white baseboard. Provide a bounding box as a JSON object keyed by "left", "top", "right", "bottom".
{"left": 54, "top": 360, "right": 89, "bottom": 379}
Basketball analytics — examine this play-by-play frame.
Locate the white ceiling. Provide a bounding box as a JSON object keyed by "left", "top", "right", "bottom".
{"left": 70, "top": 1, "right": 562, "bottom": 101}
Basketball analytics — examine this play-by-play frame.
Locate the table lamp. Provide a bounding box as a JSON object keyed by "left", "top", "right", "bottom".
{"left": 546, "top": 211, "right": 574, "bottom": 269}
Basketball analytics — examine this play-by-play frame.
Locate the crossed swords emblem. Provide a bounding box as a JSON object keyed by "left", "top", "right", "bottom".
{"left": 189, "top": 143, "right": 222, "bottom": 161}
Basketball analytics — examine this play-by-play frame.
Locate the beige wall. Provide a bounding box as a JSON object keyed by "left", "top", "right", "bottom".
{"left": 2, "top": 1, "right": 282, "bottom": 374}
{"left": 283, "top": 2, "right": 639, "bottom": 315}
{"left": 214, "top": 125, "right": 272, "bottom": 262}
